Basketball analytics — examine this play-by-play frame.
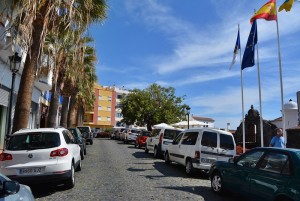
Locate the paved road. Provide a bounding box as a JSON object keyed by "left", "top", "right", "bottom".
{"left": 31, "top": 138, "right": 239, "bottom": 201}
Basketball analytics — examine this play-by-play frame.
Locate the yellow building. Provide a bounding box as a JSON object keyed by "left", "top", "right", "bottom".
{"left": 83, "top": 83, "right": 116, "bottom": 130}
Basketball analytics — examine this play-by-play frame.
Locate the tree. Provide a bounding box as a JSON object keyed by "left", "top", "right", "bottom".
{"left": 8, "top": 0, "right": 107, "bottom": 133}
{"left": 120, "top": 84, "right": 187, "bottom": 131}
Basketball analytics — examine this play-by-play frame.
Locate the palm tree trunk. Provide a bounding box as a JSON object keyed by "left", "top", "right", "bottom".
{"left": 47, "top": 70, "right": 65, "bottom": 127}
{"left": 12, "top": 2, "right": 50, "bottom": 133}
{"left": 67, "top": 95, "right": 77, "bottom": 127}
{"left": 60, "top": 96, "right": 69, "bottom": 128}
{"left": 76, "top": 104, "right": 84, "bottom": 126}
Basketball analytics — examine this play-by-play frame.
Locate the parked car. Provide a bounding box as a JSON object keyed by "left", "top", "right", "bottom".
{"left": 0, "top": 128, "right": 82, "bottom": 189}
{"left": 209, "top": 147, "right": 300, "bottom": 201}
{"left": 0, "top": 172, "right": 35, "bottom": 200}
{"left": 165, "top": 128, "right": 236, "bottom": 175}
{"left": 145, "top": 126, "right": 182, "bottom": 158}
{"left": 77, "top": 126, "right": 94, "bottom": 145}
{"left": 115, "top": 128, "right": 127, "bottom": 140}
{"left": 124, "top": 129, "right": 140, "bottom": 144}
{"left": 135, "top": 131, "right": 151, "bottom": 148}
{"left": 68, "top": 127, "right": 87, "bottom": 160}
{"left": 119, "top": 129, "right": 129, "bottom": 141}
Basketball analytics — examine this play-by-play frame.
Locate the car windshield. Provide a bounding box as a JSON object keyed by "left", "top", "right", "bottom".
{"left": 77, "top": 127, "right": 89, "bottom": 133}
{"left": 7, "top": 132, "right": 60, "bottom": 150}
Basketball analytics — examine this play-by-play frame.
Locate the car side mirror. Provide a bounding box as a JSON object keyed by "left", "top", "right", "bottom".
{"left": 3, "top": 181, "right": 20, "bottom": 195}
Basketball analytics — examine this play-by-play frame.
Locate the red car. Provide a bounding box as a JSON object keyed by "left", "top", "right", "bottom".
{"left": 135, "top": 131, "right": 151, "bottom": 148}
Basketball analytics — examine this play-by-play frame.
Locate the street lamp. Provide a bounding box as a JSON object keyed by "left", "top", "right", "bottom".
{"left": 6, "top": 52, "right": 22, "bottom": 138}
{"left": 186, "top": 106, "right": 191, "bottom": 129}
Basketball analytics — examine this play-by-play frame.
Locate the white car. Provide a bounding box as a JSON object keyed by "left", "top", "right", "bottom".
{"left": 145, "top": 126, "right": 182, "bottom": 158}
{"left": 165, "top": 128, "right": 236, "bottom": 175}
{"left": 0, "top": 172, "right": 35, "bottom": 201}
{"left": 0, "top": 128, "right": 82, "bottom": 189}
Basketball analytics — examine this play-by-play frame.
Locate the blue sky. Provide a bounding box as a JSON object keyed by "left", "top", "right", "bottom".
{"left": 90, "top": 0, "right": 300, "bottom": 129}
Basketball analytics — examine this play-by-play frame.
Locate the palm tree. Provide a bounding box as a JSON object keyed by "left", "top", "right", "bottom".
{"left": 8, "top": 0, "right": 107, "bottom": 133}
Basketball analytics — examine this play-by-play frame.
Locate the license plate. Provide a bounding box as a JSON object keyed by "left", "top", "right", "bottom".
{"left": 201, "top": 158, "right": 216, "bottom": 164}
{"left": 20, "top": 167, "right": 43, "bottom": 175}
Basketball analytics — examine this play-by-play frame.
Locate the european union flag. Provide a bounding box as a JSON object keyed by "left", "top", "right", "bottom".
{"left": 241, "top": 20, "right": 257, "bottom": 70}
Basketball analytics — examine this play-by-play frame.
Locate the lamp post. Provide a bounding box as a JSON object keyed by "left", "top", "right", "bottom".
{"left": 6, "top": 52, "right": 22, "bottom": 138}
{"left": 186, "top": 106, "right": 190, "bottom": 129}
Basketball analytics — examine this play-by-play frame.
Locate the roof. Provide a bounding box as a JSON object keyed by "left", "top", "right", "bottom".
{"left": 270, "top": 117, "right": 282, "bottom": 122}
{"left": 14, "top": 127, "right": 66, "bottom": 134}
{"left": 192, "top": 116, "right": 215, "bottom": 122}
{"left": 286, "top": 125, "right": 300, "bottom": 130}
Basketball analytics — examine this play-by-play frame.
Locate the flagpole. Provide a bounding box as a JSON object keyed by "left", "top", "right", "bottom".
{"left": 238, "top": 24, "right": 246, "bottom": 153}
{"left": 255, "top": 25, "right": 264, "bottom": 147}
{"left": 275, "top": 3, "right": 286, "bottom": 143}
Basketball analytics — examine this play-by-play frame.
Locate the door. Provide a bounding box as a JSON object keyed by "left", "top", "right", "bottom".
{"left": 249, "top": 151, "right": 291, "bottom": 201}
{"left": 226, "top": 150, "right": 265, "bottom": 196}
{"left": 179, "top": 131, "right": 198, "bottom": 165}
{"left": 218, "top": 133, "right": 236, "bottom": 161}
{"left": 168, "top": 132, "right": 183, "bottom": 163}
{"left": 200, "top": 131, "right": 218, "bottom": 165}
{"left": 147, "top": 128, "right": 161, "bottom": 152}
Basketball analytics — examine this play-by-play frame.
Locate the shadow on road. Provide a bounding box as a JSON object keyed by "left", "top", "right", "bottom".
{"left": 158, "top": 185, "right": 242, "bottom": 201}
{"left": 30, "top": 183, "right": 66, "bottom": 199}
{"left": 132, "top": 151, "right": 156, "bottom": 159}
{"left": 152, "top": 161, "right": 209, "bottom": 179}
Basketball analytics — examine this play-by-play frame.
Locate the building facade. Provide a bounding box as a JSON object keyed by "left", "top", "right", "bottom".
{"left": 83, "top": 84, "right": 115, "bottom": 131}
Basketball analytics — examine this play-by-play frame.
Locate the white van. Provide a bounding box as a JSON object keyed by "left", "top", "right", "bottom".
{"left": 164, "top": 128, "right": 236, "bottom": 175}
{"left": 145, "top": 126, "right": 182, "bottom": 158}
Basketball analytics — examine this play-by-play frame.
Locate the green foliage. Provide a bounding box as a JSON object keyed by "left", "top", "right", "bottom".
{"left": 120, "top": 84, "right": 188, "bottom": 130}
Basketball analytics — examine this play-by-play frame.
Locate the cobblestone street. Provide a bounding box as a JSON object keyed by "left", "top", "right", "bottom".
{"left": 31, "top": 138, "right": 239, "bottom": 201}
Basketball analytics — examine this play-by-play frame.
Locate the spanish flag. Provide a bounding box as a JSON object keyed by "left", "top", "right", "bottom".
{"left": 250, "top": 0, "right": 277, "bottom": 24}
{"left": 279, "top": 0, "right": 294, "bottom": 12}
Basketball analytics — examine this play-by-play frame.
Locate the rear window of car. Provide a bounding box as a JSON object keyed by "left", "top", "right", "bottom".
{"left": 142, "top": 132, "right": 151, "bottom": 137}
{"left": 7, "top": 132, "right": 61, "bottom": 150}
{"left": 164, "top": 129, "right": 181, "bottom": 140}
{"left": 220, "top": 134, "right": 235, "bottom": 150}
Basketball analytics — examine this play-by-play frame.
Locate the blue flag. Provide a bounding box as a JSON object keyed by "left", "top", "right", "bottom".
{"left": 230, "top": 29, "right": 241, "bottom": 69}
{"left": 241, "top": 20, "right": 257, "bottom": 70}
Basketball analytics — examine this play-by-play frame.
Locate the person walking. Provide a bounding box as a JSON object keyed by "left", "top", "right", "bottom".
{"left": 269, "top": 128, "right": 285, "bottom": 148}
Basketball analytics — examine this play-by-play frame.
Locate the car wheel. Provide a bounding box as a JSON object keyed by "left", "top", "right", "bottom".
{"left": 76, "top": 159, "right": 82, "bottom": 172}
{"left": 145, "top": 145, "right": 149, "bottom": 153}
{"left": 185, "top": 159, "right": 194, "bottom": 176}
{"left": 138, "top": 144, "right": 141, "bottom": 149}
{"left": 65, "top": 163, "right": 75, "bottom": 189}
{"left": 84, "top": 147, "right": 87, "bottom": 155}
{"left": 165, "top": 152, "right": 171, "bottom": 165}
{"left": 153, "top": 147, "right": 159, "bottom": 158}
{"left": 211, "top": 172, "right": 224, "bottom": 194}
{"left": 90, "top": 140, "right": 93, "bottom": 145}
{"left": 81, "top": 151, "right": 84, "bottom": 160}
{"left": 134, "top": 142, "right": 137, "bottom": 148}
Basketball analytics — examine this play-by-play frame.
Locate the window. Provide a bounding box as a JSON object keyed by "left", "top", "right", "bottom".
{"left": 201, "top": 131, "right": 217, "bottom": 148}
{"left": 98, "top": 95, "right": 102, "bottom": 100}
{"left": 152, "top": 129, "right": 161, "bottom": 137}
{"left": 258, "top": 152, "right": 290, "bottom": 174}
{"left": 63, "top": 131, "right": 73, "bottom": 144}
{"left": 108, "top": 107, "right": 111, "bottom": 111}
{"left": 108, "top": 96, "right": 112, "bottom": 101}
{"left": 116, "top": 113, "right": 123, "bottom": 118}
{"left": 98, "top": 106, "right": 102, "bottom": 110}
{"left": 173, "top": 132, "right": 184, "bottom": 145}
{"left": 237, "top": 150, "right": 264, "bottom": 168}
{"left": 220, "top": 134, "right": 234, "bottom": 150}
{"left": 117, "top": 95, "right": 122, "bottom": 99}
{"left": 98, "top": 116, "right": 101, "bottom": 121}
{"left": 7, "top": 132, "right": 61, "bottom": 150}
{"left": 107, "top": 117, "right": 111, "bottom": 121}
{"left": 181, "top": 132, "right": 198, "bottom": 145}
{"left": 164, "top": 129, "right": 181, "bottom": 140}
